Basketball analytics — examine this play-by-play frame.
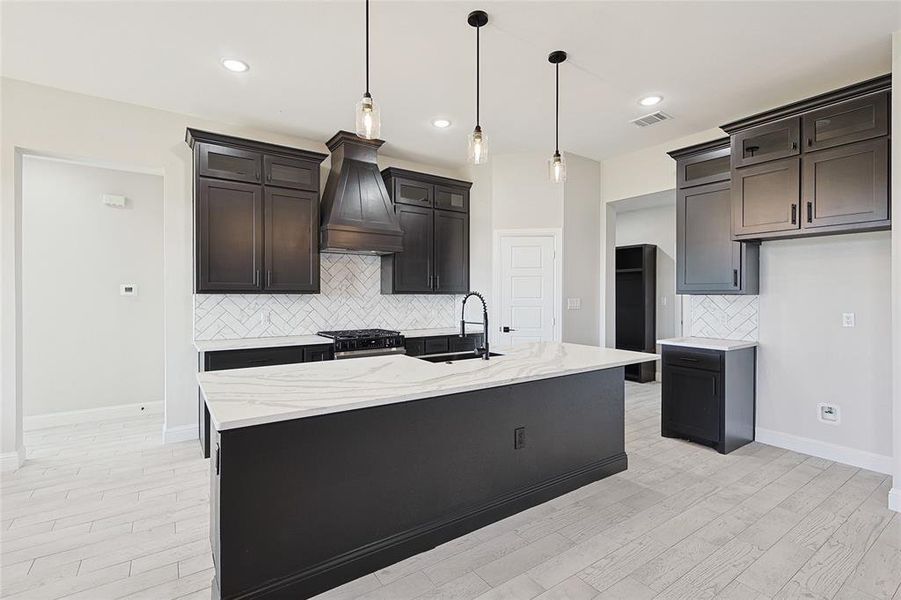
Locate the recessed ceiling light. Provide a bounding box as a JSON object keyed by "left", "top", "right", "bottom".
{"left": 639, "top": 95, "right": 663, "bottom": 106}
{"left": 221, "top": 59, "right": 249, "bottom": 73}
{"left": 431, "top": 118, "right": 452, "bottom": 129}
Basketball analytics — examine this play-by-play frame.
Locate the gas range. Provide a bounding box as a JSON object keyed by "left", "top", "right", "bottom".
{"left": 316, "top": 329, "right": 406, "bottom": 360}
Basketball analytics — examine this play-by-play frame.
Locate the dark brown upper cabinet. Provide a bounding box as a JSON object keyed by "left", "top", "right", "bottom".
{"left": 803, "top": 91, "right": 888, "bottom": 152}
{"left": 263, "top": 154, "right": 319, "bottom": 191}
{"left": 732, "top": 157, "right": 801, "bottom": 237}
{"left": 731, "top": 117, "right": 800, "bottom": 169}
{"left": 264, "top": 188, "right": 319, "bottom": 292}
{"left": 187, "top": 129, "right": 327, "bottom": 294}
{"left": 198, "top": 142, "right": 262, "bottom": 184}
{"left": 434, "top": 210, "right": 469, "bottom": 293}
{"left": 802, "top": 137, "right": 888, "bottom": 230}
{"left": 722, "top": 74, "right": 891, "bottom": 241}
{"left": 380, "top": 168, "right": 472, "bottom": 294}
{"left": 669, "top": 139, "right": 759, "bottom": 296}
{"left": 197, "top": 179, "right": 263, "bottom": 292}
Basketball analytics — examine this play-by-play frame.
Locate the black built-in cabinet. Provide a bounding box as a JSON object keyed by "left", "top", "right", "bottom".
{"left": 615, "top": 245, "right": 656, "bottom": 383}
{"left": 187, "top": 129, "right": 327, "bottom": 293}
{"left": 723, "top": 75, "right": 891, "bottom": 241}
{"left": 381, "top": 168, "right": 471, "bottom": 294}
{"left": 661, "top": 345, "right": 756, "bottom": 454}
{"left": 669, "top": 139, "right": 759, "bottom": 295}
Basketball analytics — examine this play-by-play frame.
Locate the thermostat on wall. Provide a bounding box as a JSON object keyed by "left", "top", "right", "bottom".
{"left": 102, "top": 194, "right": 127, "bottom": 208}
{"left": 120, "top": 284, "right": 138, "bottom": 296}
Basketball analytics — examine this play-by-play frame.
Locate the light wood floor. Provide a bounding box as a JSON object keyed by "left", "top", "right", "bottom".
{"left": 2, "top": 383, "right": 899, "bottom": 600}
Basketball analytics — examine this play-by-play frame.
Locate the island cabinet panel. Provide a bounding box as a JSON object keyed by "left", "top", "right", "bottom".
{"left": 187, "top": 128, "right": 327, "bottom": 294}
{"left": 197, "top": 179, "right": 263, "bottom": 292}
{"left": 210, "top": 369, "right": 627, "bottom": 600}
{"left": 381, "top": 168, "right": 472, "bottom": 294}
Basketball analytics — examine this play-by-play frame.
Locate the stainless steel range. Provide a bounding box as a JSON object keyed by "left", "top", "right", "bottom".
{"left": 316, "top": 329, "right": 406, "bottom": 360}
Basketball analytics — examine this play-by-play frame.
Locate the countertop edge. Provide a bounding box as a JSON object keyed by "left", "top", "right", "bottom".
{"left": 656, "top": 337, "right": 758, "bottom": 351}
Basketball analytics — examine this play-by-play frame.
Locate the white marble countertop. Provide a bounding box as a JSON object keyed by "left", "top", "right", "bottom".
{"left": 193, "top": 335, "right": 332, "bottom": 353}
{"left": 193, "top": 328, "right": 471, "bottom": 353}
{"left": 657, "top": 337, "right": 758, "bottom": 352}
{"left": 198, "top": 342, "right": 658, "bottom": 430}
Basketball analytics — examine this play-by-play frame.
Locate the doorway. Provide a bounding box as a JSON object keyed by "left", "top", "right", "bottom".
{"left": 492, "top": 230, "right": 561, "bottom": 350}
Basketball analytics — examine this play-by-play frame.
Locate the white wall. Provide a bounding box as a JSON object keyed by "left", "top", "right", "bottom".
{"left": 890, "top": 31, "right": 901, "bottom": 511}
{"left": 0, "top": 77, "right": 466, "bottom": 459}
{"left": 757, "top": 233, "right": 893, "bottom": 470}
{"left": 562, "top": 153, "right": 601, "bottom": 346}
{"left": 491, "top": 153, "right": 564, "bottom": 229}
{"left": 22, "top": 157, "right": 164, "bottom": 416}
{"left": 615, "top": 201, "right": 679, "bottom": 345}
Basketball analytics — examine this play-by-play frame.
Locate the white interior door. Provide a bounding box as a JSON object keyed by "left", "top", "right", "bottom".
{"left": 496, "top": 234, "right": 557, "bottom": 349}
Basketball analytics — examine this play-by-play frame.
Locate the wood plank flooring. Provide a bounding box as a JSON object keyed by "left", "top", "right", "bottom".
{"left": 2, "top": 382, "right": 898, "bottom": 599}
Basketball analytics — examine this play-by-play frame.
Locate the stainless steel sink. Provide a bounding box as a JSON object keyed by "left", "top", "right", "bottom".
{"left": 415, "top": 352, "right": 503, "bottom": 364}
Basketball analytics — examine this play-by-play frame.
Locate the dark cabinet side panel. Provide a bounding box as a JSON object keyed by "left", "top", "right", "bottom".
{"left": 801, "top": 137, "right": 889, "bottom": 230}
{"left": 264, "top": 187, "right": 319, "bottom": 292}
{"left": 197, "top": 179, "right": 262, "bottom": 292}
{"left": 434, "top": 210, "right": 469, "bottom": 293}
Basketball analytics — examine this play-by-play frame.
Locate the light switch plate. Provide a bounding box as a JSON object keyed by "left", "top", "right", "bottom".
{"left": 566, "top": 298, "right": 581, "bottom": 310}
{"left": 842, "top": 313, "right": 855, "bottom": 328}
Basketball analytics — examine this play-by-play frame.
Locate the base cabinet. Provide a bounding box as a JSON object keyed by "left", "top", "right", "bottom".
{"left": 661, "top": 345, "right": 756, "bottom": 455}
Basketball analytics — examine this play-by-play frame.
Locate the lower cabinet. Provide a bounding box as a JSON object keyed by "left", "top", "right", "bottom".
{"left": 404, "top": 333, "right": 484, "bottom": 357}
{"left": 661, "top": 345, "right": 756, "bottom": 455}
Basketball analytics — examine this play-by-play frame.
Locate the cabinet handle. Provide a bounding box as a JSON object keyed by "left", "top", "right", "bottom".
{"left": 806, "top": 202, "right": 813, "bottom": 223}
{"left": 428, "top": 275, "right": 433, "bottom": 289}
{"left": 435, "top": 275, "right": 440, "bottom": 290}
{"left": 267, "top": 270, "right": 272, "bottom": 287}
{"left": 255, "top": 169, "right": 261, "bottom": 181}
{"left": 255, "top": 269, "right": 260, "bottom": 287}
{"left": 733, "top": 269, "right": 738, "bottom": 287}
{"left": 790, "top": 204, "right": 797, "bottom": 225}
{"left": 266, "top": 172, "right": 272, "bottom": 182}
{"left": 791, "top": 141, "right": 798, "bottom": 151}
{"left": 745, "top": 145, "right": 759, "bottom": 157}
{"left": 679, "top": 357, "right": 700, "bottom": 363}
{"left": 807, "top": 138, "right": 813, "bottom": 148}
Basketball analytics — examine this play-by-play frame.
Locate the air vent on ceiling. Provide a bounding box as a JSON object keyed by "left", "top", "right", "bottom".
{"left": 631, "top": 111, "right": 672, "bottom": 128}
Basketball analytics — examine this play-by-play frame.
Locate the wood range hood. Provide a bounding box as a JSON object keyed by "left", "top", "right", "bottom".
{"left": 319, "top": 131, "right": 404, "bottom": 255}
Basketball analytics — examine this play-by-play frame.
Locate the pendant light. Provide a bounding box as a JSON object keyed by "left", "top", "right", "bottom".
{"left": 355, "top": 0, "right": 380, "bottom": 139}
{"left": 467, "top": 10, "right": 489, "bottom": 165}
{"left": 548, "top": 50, "right": 567, "bottom": 183}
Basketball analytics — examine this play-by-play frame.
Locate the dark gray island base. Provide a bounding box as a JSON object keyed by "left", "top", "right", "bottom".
{"left": 210, "top": 368, "right": 627, "bottom": 600}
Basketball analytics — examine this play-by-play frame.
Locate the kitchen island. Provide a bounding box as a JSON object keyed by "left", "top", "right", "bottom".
{"left": 199, "top": 342, "right": 656, "bottom": 600}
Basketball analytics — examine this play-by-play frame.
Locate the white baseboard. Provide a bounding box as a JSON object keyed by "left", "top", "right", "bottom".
{"left": 0, "top": 446, "right": 26, "bottom": 472}
{"left": 24, "top": 401, "right": 163, "bottom": 430}
{"left": 163, "top": 423, "right": 198, "bottom": 444}
{"left": 755, "top": 427, "right": 892, "bottom": 475}
{"left": 889, "top": 488, "right": 901, "bottom": 513}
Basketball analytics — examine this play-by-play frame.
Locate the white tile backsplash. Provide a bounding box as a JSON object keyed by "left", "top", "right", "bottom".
{"left": 194, "top": 254, "right": 459, "bottom": 340}
{"left": 687, "top": 295, "right": 759, "bottom": 341}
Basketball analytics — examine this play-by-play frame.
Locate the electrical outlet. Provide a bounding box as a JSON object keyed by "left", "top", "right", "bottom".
{"left": 817, "top": 403, "right": 840, "bottom": 425}
{"left": 842, "top": 313, "right": 855, "bottom": 328}
{"left": 514, "top": 427, "right": 525, "bottom": 449}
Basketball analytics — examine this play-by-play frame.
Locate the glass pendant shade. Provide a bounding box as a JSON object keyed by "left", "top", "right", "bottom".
{"left": 468, "top": 126, "right": 489, "bottom": 165}
{"left": 549, "top": 152, "right": 566, "bottom": 183}
{"left": 355, "top": 94, "right": 380, "bottom": 140}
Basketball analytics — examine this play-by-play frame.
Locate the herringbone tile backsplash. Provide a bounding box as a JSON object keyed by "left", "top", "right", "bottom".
{"left": 687, "top": 295, "right": 759, "bottom": 341}
{"left": 194, "top": 254, "right": 459, "bottom": 340}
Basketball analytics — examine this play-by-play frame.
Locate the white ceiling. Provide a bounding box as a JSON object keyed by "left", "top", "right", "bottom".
{"left": 2, "top": 1, "right": 898, "bottom": 167}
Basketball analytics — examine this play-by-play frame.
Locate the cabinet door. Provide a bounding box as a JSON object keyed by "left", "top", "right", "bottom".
{"left": 198, "top": 142, "right": 262, "bottom": 184}
{"left": 393, "top": 204, "right": 434, "bottom": 292}
{"left": 302, "top": 345, "right": 334, "bottom": 362}
{"left": 732, "top": 157, "right": 801, "bottom": 237}
{"left": 801, "top": 138, "right": 888, "bottom": 229}
{"left": 677, "top": 146, "right": 731, "bottom": 188}
{"left": 263, "top": 154, "right": 319, "bottom": 191}
{"left": 393, "top": 178, "right": 433, "bottom": 208}
{"left": 435, "top": 185, "right": 469, "bottom": 212}
{"left": 678, "top": 181, "right": 742, "bottom": 293}
{"left": 204, "top": 346, "right": 305, "bottom": 371}
{"left": 803, "top": 92, "right": 888, "bottom": 152}
{"left": 263, "top": 188, "right": 319, "bottom": 292}
{"left": 197, "top": 179, "right": 262, "bottom": 292}
{"left": 434, "top": 210, "right": 469, "bottom": 293}
{"left": 662, "top": 365, "right": 721, "bottom": 444}
{"left": 731, "top": 118, "right": 801, "bottom": 168}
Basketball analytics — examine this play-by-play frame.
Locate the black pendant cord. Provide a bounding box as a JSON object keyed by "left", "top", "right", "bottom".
{"left": 475, "top": 24, "right": 480, "bottom": 128}
{"left": 365, "top": 0, "right": 370, "bottom": 96}
{"left": 555, "top": 62, "right": 559, "bottom": 154}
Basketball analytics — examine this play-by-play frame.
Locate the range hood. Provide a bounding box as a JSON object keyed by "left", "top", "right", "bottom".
{"left": 320, "top": 131, "right": 404, "bottom": 254}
